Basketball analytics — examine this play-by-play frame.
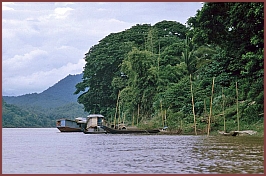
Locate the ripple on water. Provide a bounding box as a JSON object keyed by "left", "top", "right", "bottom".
{"left": 2, "top": 129, "right": 264, "bottom": 174}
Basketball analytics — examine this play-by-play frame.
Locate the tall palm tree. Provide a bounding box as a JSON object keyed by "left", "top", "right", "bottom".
{"left": 180, "top": 36, "right": 216, "bottom": 76}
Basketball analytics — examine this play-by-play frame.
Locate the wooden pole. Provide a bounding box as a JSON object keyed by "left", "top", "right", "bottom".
{"left": 118, "top": 102, "right": 121, "bottom": 127}
{"left": 222, "top": 87, "right": 226, "bottom": 132}
{"left": 190, "top": 74, "right": 197, "bottom": 135}
{"left": 113, "top": 115, "right": 116, "bottom": 128}
{"left": 160, "top": 100, "right": 164, "bottom": 127}
{"left": 114, "top": 91, "right": 120, "bottom": 128}
{"left": 236, "top": 82, "right": 239, "bottom": 131}
{"left": 157, "top": 42, "right": 160, "bottom": 90}
{"left": 164, "top": 110, "right": 167, "bottom": 127}
{"left": 207, "top": 77, "right": 215, "bottom": 136}
{"left": 132, "top": 111, "right": 134, "bottom": 126}
{"left": 137, "top": 104, "right": 139, "bottom": 126}
{"left": 123, "top": 113, "right": 126, "bottom": 126}
{"left": 204, "top": 99, "right": 207, "bottom": 133}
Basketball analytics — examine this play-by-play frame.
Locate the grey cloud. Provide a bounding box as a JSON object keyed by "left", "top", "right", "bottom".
{"left": 2, "top": 2, "right": 203, "bottom": 96}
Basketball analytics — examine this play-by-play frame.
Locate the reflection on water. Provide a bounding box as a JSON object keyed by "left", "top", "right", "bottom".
{"left": 2, "top": 128, "right": 264, "bottom": 174}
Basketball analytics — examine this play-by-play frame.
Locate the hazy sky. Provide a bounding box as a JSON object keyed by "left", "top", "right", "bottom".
{"left": 2, "top": 2, "right": 203, "bottom": 96}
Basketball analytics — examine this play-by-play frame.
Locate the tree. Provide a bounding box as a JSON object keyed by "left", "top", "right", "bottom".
{"left": 121, "top": 47, "right": 157, "bottom": 118}
{"left": 187, "top": 2, "right": 263, "bottom": 78}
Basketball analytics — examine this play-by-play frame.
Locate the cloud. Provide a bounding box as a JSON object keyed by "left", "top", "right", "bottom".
{"left": 3, "top": 58, "right": 85, "bottom": 96}
{"left": 2, "top": 2, "right": 203, "bottom": 96}
{"left": 55, "top": 2, "right": 74, "bottom": 6}
{"left": 52, "top": 7, "right": 74, "bottom": 19}
{"left": 2, "top": 6, "right": 14, "bottom": 11}
{"left": 3, "top": 49, "right": 48, "bottom": 76}
{"left": 2, "top": 2, "right": 15, "bottom": 11}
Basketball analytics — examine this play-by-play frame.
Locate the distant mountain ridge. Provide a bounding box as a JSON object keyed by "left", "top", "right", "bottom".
{"left": 2, "top": 73, "right": 90, "bottom": 127}
{"left": 3, "top": 73, "right": 84, "bottom": 109}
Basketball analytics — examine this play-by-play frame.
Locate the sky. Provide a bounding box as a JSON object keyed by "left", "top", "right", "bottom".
{"left": 2, "top": 2, "right": 203, "bottom": 96}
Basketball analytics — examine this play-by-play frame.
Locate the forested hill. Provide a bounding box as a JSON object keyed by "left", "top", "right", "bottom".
{"left": 2, "top": 73, "right": 89, "bottom": 127}
{"left": 3, "top": 73, "right": 83, "bottom": 109}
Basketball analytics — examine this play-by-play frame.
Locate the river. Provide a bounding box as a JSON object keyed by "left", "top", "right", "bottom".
{"left": 2, "top": 128, "right": 264, "bottom": 174}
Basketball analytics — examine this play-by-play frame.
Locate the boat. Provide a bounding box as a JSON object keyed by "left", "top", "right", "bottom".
{"left": 83, "top": 114, "right": 107, "bottom": 134}
{"left": 218, "top": 130, "right": 239, "bottom": 136}
{"left": 159, "top": 126, "right": 183, "bottom": 135}
{"left": 101, "top": 125, "right": 160, "bottom": 134}
{"left": 56, "top": 117, "right": 86, "bottom": 132}
{"left": 218, "top": 130, "right": 257, "bottom": 136}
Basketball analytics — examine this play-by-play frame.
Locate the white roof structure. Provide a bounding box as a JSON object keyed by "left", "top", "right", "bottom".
{"left": 75, "top": 117, "right": 87, "bottom": 123}
{"left": 87, "top": 114, "right": 104, "bottom": 118}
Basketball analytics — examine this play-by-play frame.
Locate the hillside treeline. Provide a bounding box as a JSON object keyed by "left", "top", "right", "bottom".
{"left": 75, "top": 2, "right": 264, "bottom": 133}
{"left": 2, "top": 98, "right": 88, "bottom": 128}
{"left": 2, "top": 74, "right": 89, "bottom": 127}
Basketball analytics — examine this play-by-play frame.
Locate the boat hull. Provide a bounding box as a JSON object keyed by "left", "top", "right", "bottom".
{"left": 57, "top": 127, "right": 83, "bottom": 132}
{"left": 83, "top": 131, "right": 107, "bottom": 134}
{"left": 83, "top": 126, "right": 107, "bottom": 134}
{"left": 102, "top": 126, "right": 160, "bottom": 134}
{"left": 56, "top": 118, "right": 86, "bottom": 132}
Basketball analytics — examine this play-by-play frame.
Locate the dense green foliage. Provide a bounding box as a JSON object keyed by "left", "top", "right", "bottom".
{"left": 2, "top": 74, "right": 89, "bottom": 127}
{"left": 2, "top": 99, "right": 51, "bottom": 127}
{"left": 76, "top": 3, "right": 263, "bottom": 134}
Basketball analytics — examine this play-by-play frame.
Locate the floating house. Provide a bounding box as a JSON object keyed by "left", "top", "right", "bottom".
{"left": 56, "top": 117, "right": 86, "bottom": 132}
{"left": 83, "top": 114, "right": 106, "bottom": 134}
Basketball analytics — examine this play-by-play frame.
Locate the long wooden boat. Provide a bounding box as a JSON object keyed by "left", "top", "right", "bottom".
{"left": 102, "top": 125, "right": 160, "bottom": 134}
{"left": 218, "top": 130, "right": 257, "bottom": 136}
{"left": 56, "top": 118, "right": 86, "bottom": 132}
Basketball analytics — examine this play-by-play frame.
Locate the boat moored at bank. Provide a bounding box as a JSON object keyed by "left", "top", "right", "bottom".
{"left": 83, "top": 114, "right": 106, "bottom": 134}
{"left": 102, "top": 125, "right": 160, "bottom": 134}
{"left": 56, "top": 117, "right": 87, "bottom": 132}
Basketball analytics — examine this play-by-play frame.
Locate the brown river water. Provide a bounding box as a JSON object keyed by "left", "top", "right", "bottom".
{"left": 2, "top": 128, "right": 264, "bottom": 174}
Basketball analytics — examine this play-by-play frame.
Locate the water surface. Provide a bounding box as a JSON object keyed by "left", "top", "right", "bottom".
{"left": 2, "top": 128, "right": 264, "bottom": 174}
